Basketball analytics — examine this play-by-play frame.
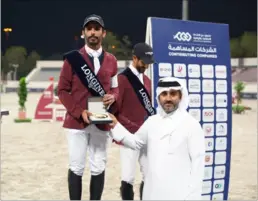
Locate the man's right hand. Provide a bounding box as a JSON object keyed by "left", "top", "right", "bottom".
{"left": 81, "top": 110, "right": 92, "bottom": 124}
{"left": 108, "top": 113, "right": 118, "bottom": 128}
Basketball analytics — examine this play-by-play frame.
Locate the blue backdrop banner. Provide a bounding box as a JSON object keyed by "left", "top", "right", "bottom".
{"left": 146, "top": 17, "right": 232, "bottom": 200}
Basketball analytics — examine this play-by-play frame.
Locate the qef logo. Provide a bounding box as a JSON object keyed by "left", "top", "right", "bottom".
{"left": 173, "top": 32, "right": 192, "bottom": 42}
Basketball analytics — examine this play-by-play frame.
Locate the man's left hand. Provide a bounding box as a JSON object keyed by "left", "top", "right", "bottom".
{"left": 103, "top": 94, "right": 115, "bottom": 106}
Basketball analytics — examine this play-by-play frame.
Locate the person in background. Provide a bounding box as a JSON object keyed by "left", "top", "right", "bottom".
{"left": 114, "top": 43, "right": 156, "bottom": 200}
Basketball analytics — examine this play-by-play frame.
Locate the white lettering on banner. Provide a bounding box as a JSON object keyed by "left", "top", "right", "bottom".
{"left": 81, "top": 64, "right": 105, "bottom": 96}
{"left": 168, "top": 44, "right": 218, "bottom": 59}
{"left": 139, "top": 88, "right": 155, "bottom": 115}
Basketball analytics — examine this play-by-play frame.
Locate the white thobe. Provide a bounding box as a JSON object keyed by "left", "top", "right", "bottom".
{"left": 110, "top": 108, "right": 205, "bottom": 200}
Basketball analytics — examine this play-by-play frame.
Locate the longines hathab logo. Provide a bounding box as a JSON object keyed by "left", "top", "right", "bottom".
{"left": 173, "top": 32, "right": 192, "bottom": 42}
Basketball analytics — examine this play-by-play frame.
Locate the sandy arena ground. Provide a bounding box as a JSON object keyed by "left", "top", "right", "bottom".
{"left": 0, "top": 93, "right": 257, "bottom": 200}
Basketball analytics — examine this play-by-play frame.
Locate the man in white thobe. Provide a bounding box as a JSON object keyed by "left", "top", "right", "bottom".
{"left": 108, "top": 76, "right": 205, "bottom": 200}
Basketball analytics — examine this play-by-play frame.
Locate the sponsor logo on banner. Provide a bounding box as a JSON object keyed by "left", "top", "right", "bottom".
{"left": 215, "top": 151, "right": 227, "bottom": 165}
{"left": 173, "top": 32, "right": 192, "bottom": 42}
{"left": 202, "top": 79, "right": 214, "bottom": 93}
{"left": 213, "top": 179, "right": 225, "bottom": 193}
{"left": 215, "top": 137, "right": 227, "bottom": 151}
{"left": 188, "top": 64, "right": 200, "bottom": 78}
{"left": 158, "top": 63, "right": 172, "bottom": 77}
{"left": 188, "top": 79, "right": 201, "bottom": 92}
{"left": 189, "top": 94, "right": 201, "bottom": 107}
{"left": 216, "top": 80, "right": 227, "bottom": 93}
{"left": 214, "top": 165, "right": 226, "bottom": 179}
{"left": 173, "top": 63, "right": 186, "bottom": 77}
{"left": 216, "top": 109, "right": 227, "bottom": 122}
{"left": 202, "top": 181, "right": 212, "bottom": 194}
{"left": 205, "top": 152, "right": 214, "bottom": 166}
{"left": 212, "top": 193, "right": 224, "bottom": 200}
{"left": 204, "top": 166, "right": 213, "bottom": 180}
{"left": 189, "top": 109, "right": 201, "bottom": 122}
{"left": 203, "top": 109, "right": 215, "bottom": 122}
{"left": 202, "top": 94, "right": 215, "bottom": 107}
{"left": 173, "top": 32, "right": 213, "bottom": 43}
{"left": 205, "top": 138, "right": 214, "bottom": 151}
{"left": 216, "top": 123, "right": 227, "bottom": 136}
{"left": 202, "top": 65, "right": 214, "bottom": 78}
{"left": 203, "top": 123, "right": 214, "bottom": 136}
{"left": 216, "top": 94, "right": 228, "bottom": 107}
{"left": 215, "top": 65, "right": 227, "bottom": 79}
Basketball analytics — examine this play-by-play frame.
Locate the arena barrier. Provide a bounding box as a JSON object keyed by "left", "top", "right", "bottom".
{"left": 34, "top": 77, "right": 66, "bottom": 122}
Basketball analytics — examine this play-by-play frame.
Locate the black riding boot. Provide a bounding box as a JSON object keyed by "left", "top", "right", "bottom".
{"left": 139, "top": 181, "right": 144, "bottom": 200}
{"left": 90, "top": 171, "right": 105, "bottom": 200}
{"left": 68, "top": 169, "right": 82, "bottom": 200}
{"left": 120, "top": 181, "right": 134, "bottom": 200}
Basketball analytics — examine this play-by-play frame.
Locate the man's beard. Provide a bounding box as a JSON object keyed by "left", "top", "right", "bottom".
{"left": 86, "top": 35, "right": 100, "bottom": 46}
{"left": 162, "top": 101, "right": 179, "bottom": 114}
{"left": 136, "top": 65, "right": 146, "bottom": 74}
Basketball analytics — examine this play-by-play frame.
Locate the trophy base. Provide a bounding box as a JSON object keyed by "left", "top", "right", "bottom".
{"left": 89, "top": 113, "right": 113, "bottom": 124}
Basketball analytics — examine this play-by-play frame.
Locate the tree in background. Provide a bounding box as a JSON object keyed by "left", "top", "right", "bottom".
{"left": 230, "top": 31, "right": 257, "bottom": 58}
{"left": 18, "top": 50, "right": 41, "bottom": 79}
{"left": 102, "top": 32, "right": 132, "bottom": 60}
{"left": 2, "top": 46, "right": 40, "bottom": 80}
{"left": 4, "top": 46, "right": 27, "bottom": 80}
{"left": 1, "top": 52, "right": 10, "bottom": 81}
{"left": 232, "top": 81, "right": 246, "bottom": 114}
